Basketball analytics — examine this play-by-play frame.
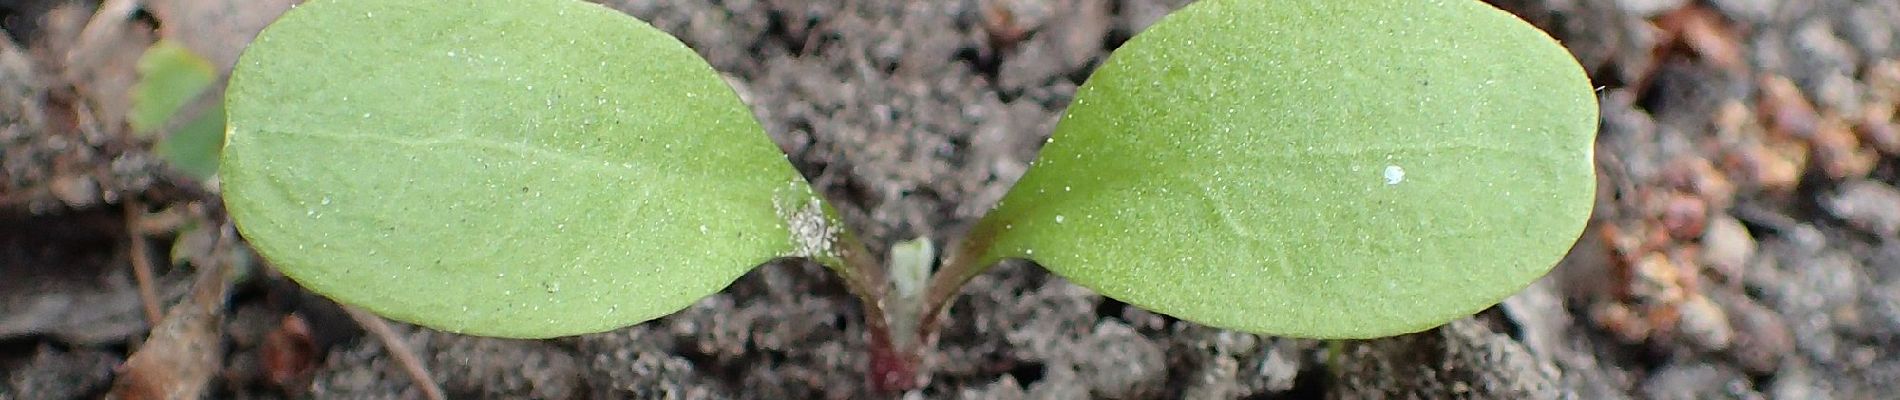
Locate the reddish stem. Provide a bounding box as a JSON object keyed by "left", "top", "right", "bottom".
{"left": 867, "top": 322, "right": 922, "bottom": 391}
{"left": 823, "top": 211, "right": 1011, "bottom": 393}
{"left": 821, "top": 229, "right": 925, "bottom": 392}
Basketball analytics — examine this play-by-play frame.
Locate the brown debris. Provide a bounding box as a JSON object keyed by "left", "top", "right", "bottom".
{"left": 1667, "top": 157, "right": 1736, "bottom": 211}
{"left": 1718, "top": 291, "right": 1793, "bottom": 375}
{"left": 1747, "top": 72, "right": 1880, "bottom": 184}
{"left": 1759, "top": 75, "right": 1821, "bottom": 139}
{"left": 1855, "top": 103, "right": 1899, "bottom": 155}
{"left": 1633, "top": 253, "right": 1686, "bottom": 326}
{"left": 125, "top": 199, "right": 163, "bottom": 327}
{"left": 261, "top": 314, "right": 319, "bottom": 393}
{"left": 106, "top": 228, "right": 232, "bottom": 400}
{"left": 1729, "top": 140, "right": 1807, "bottom": 193}
{"left": 3, "top": 3, "right": 167, "bottom": 212}
{"left": 1661, "top": 193, "right": 1708, "bottom": 241}
{"left": 1708, "top": 101, "right": 1792, "bottom": 194}
{"left": 1593, "top": 153, "right": 1752, "bottom": 350}
{"left": 1810, "top": 116, "right": 1880, "bottom": 181}
{"left": 1711, "top": 89, "right": 1809, "bottom": 194}
{"left": 1651, "top": 5, "right": 1747, "bottom": 72}
{"left": 979, "top": 0, "right": 1032, "bottom": 53}
{"left": 46, "top": 1, "right": 151, "bottom": 136}
{"left": 1591, "top": 302, "right": 1652, "bottom": 343}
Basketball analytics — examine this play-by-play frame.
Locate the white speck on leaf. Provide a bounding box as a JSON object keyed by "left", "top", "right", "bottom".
{"left": 1055, "top": 215, "right": 1066, "bottom": 224}
{"left": 1384, "top": 165, "right": 1405, "bottom": 185}
{"left": 774, "top": 182, "right": 838, "bottom": 258}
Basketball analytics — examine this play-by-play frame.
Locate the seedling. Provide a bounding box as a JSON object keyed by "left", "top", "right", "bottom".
{"left": 132, "top": 40, "right": 225, "bottom": 179}
{"left": 220, "top": 0, "right": 1598, "bottom": 391}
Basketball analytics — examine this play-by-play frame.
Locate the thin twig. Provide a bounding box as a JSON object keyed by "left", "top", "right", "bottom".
{"left": 342, "top": 306, "right": 446, "bottom": 400}
{"left": 124, "top": 199, "right": 163, "bottom": 326}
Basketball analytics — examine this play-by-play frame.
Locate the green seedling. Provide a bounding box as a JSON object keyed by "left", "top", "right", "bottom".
{"left": 132, "top": 40, "right": 226, "bottom": 179}
{"left": 220, "top": 0, "right": 1598, "bottom": 391}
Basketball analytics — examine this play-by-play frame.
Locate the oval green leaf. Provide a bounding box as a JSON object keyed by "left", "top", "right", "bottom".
{"left": 976, "top": 0, "right": 1598, "bottom": 338}
{"left": 222, "top": 0, "right": 832, "bottom": 338}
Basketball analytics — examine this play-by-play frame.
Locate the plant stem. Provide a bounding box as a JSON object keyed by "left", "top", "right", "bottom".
{"left": 822, "top": 213, "right": 1011, "bottom": 393}
{"left": 1327, "top": 339, "right": 1346, "bottom": 379}
{"left": 816, "top": 228, "right": 924, "bottom": 392}
{"left": 915, "top": 217, "right": 1005, "bottom": 341}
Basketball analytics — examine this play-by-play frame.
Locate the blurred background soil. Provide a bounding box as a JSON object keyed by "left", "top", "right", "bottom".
{"left": 3, "top": 0, "right": 1900, "bottom": 398}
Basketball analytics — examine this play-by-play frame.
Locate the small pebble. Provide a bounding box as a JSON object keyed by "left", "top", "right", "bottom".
{"left": 1699, "top": 214, "right": 1756, "bottom": 283}
{"left": 1824, "top": 181, "right": 1900, "bottom": 236}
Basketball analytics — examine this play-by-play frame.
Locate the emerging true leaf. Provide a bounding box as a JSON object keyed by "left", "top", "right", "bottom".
{"left": 976, "top": 0, "right": 1599, "bottom": 338}
{"left": 221, "top": 0, "right": 833, "bottom": 338}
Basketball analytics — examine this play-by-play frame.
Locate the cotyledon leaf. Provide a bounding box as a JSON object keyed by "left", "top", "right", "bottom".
{"left": 221, "top": 0, "right": 842, "bottom": 338}
{"left": 976, "top": 0, "right": 1599, "bottom": 338}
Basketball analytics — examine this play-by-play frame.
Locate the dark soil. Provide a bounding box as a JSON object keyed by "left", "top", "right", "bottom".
{"left": 4, "top": 0, "right": 1900, "bottom": 399}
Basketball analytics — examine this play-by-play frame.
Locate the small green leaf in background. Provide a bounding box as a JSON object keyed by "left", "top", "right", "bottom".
{"left": 156, "top": 105, "right": 225, "bottom": 179}
{"left": 221, "top": 0, "right": 829, "bottom": 338}
{"left": 131, "top": 40, "right": 216, "bottom": 134}
{"left": 132, "top": 40, "right": 226, "bottom": 179}
{"left": 978, "top": 0, "right": 1599, "bottom": 338}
